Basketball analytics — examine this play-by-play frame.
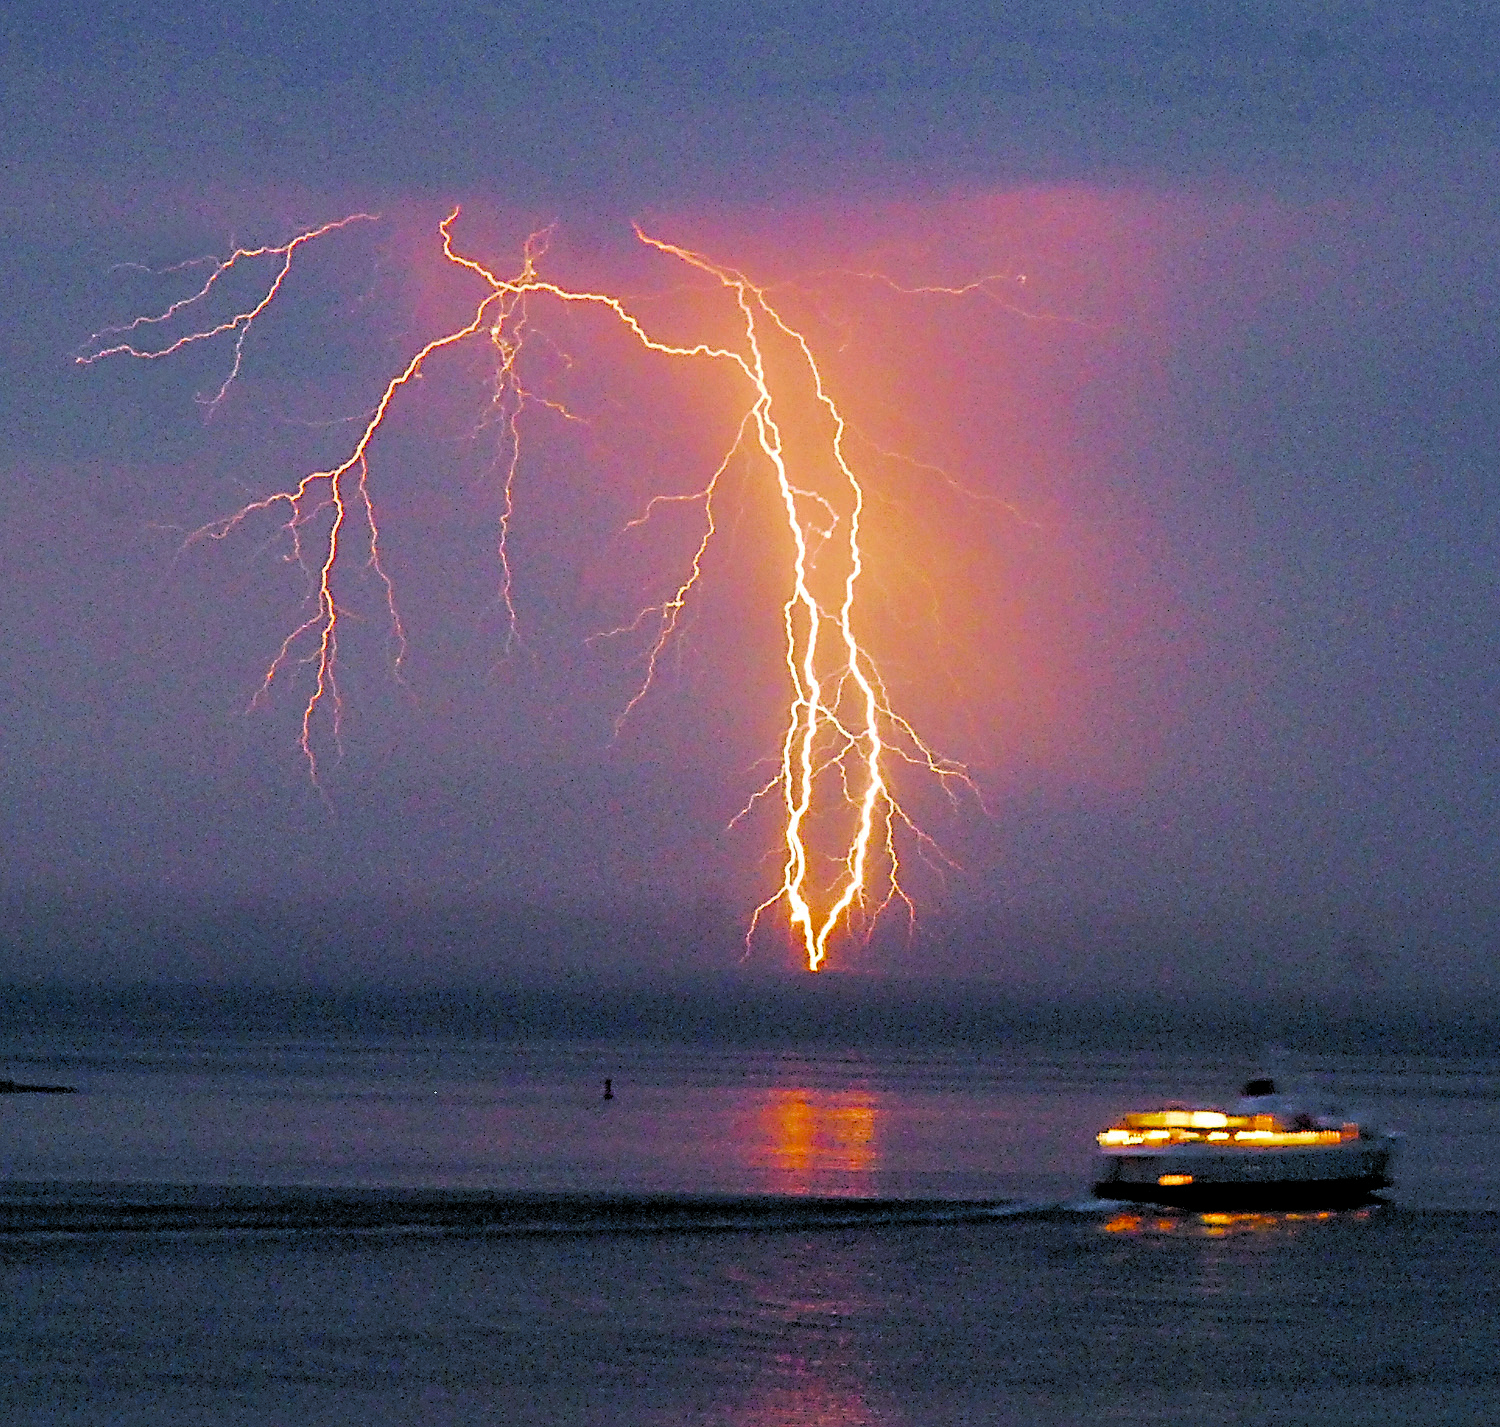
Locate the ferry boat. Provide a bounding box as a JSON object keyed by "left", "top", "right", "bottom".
{"left": 1093, "top": 1078, "right": 1399, "bottom": 1210}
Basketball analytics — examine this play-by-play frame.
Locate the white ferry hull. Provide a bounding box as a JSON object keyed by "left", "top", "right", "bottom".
{"left": 1095, "top": 1138, "right": 1398, "bottom": 1209}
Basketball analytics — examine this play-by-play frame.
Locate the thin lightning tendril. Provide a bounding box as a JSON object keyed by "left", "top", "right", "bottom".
{"left": 593, "top": 410, "right": 751, "bottom": 733}
{"left": 79, "top": 215, "right": 380, "bottom": 414}
{"left": 80, "top": 207, "right": 986, "bottom": 970}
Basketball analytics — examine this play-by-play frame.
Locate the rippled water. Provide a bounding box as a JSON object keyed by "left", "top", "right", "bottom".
{"left": 2, "top": 1036, "right": 1498, "bottom": 1423}
{"left": 5, "top": 1039, "right": 1496, "bottom": 1206}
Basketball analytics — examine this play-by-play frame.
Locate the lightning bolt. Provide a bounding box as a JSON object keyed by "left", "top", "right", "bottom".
{"left": 80, "top": 207, "right": 983, "bottom": 970}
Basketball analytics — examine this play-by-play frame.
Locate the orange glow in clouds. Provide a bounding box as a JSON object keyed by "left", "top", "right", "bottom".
{"left": 77, "top": 193, "right": 1156, "bottom": 969}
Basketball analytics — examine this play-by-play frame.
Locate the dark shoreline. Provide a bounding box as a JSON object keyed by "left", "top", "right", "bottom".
{"left": 6, "top": 981, "right": 1500, "bottom": 1055}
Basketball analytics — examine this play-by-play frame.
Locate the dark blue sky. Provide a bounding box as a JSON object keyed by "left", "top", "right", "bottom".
{"left": 2, "top": 2, "right": 1497, "bottom": 995}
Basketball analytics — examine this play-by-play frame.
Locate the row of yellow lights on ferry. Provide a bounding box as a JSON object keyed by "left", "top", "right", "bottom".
{"left": 1097, "top": 1109, "right": 1361, "bottom": 1148}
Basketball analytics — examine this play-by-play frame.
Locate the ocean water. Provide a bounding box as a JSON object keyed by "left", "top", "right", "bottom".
{"left": 2, "top": 1031, "right": 1499, "bottom": 1424}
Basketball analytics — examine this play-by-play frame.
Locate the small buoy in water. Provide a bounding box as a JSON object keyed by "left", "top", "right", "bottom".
{"left": 603, "top": 1078, "right": 613, "bottom": 1100}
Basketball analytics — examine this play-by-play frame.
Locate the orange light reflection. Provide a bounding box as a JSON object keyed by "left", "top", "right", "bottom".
{"left": 1102, "top": 1207, "right": 1370, "bottom": 1238}
{"left": 751, "top": 1088, "right": 879, "bottom": 1195}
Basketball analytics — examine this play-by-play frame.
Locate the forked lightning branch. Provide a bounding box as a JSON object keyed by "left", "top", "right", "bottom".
{"left": 77, "top": 210, "right": 983, "bottom": 970}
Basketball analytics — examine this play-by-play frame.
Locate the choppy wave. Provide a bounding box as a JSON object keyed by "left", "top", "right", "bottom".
{"left": 0, "top": 1184, "right": 1122, "bottom": 1241}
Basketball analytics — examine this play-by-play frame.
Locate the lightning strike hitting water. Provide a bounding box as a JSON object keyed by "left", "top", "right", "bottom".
{"left": 78, "top": 209, "right": 980, "bottom": 970}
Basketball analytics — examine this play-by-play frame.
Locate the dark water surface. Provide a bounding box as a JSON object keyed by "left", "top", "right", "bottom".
{"left": 2, "top": 1036, "right": 1498, "bottom": 1424}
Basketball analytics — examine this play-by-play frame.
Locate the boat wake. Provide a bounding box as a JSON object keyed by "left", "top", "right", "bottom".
{"left": 0, "top": 1184, "right": 1113, "bottom": 1241}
